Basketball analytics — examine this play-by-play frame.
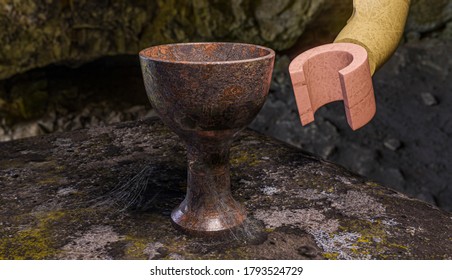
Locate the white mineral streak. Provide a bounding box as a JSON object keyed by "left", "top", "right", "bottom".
{"left": 330, "top": 190, "right": 386, "bottom": 219}
{"left": 254, "top": 189, "right": 391, "bottom": 260}
{"left": 59, "top": 225, "right": 121, "bottom": 259}
{"left": 253, "top": 208, "right": 339, "bottom": 234}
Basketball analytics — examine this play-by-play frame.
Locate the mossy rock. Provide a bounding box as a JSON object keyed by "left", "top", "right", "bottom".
{"left": 0, "top": 118, "right": 451, "bottom": 259}
{"left": 0, "top": 0, "right": 328, "bottom": 80}
{"left": 2, "top": 0, "right": 452, "bottom": 80}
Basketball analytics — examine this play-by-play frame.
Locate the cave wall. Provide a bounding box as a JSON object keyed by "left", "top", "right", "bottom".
{"left": 1, "top": 0, "right": 451, "bottom": 80}
{"left": 0, "top": 0, "right": 329, "bottom": 80}
{"left": 1, "top": 0, "right": 451, "bottom": 134}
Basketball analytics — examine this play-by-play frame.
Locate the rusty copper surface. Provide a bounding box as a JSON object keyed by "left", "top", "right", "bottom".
{"left": 139, "top": 42, "right": 275, "bottom": 236}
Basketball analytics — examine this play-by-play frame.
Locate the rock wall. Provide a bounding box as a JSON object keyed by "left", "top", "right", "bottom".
{"left": 407, "top": 0, "right": 452, "bottom": 34}
{"left": 0, "top": 0, "right": 327, "bottom": 80}
{"left": 2, "top": 0, "right": 452, "bottom": 81}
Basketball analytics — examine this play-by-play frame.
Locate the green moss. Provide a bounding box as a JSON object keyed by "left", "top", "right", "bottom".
{"left": 222, "top": 247, "right": 250, "bottom": 260}
{"left": 121, "top": 213, "right": 193, "bottom": 260}
{"left": 124, "top": 236, "right": 149, "bottom": 259}
{"left": 365, "top": 182, "right": 380, "bottom": 188}
{"left": 230, "top": 150, "right": 259, "bottom": 166}
{"left": 0, "top": 212, "right": 65, "bottom": 260}
{"left": 389, "top": 243, "right": 409, "bottom": 251}
{"left": 0, "top": 161, "right": 23, "bottom": 169}
{"left": 338, "top": 219, "right": 410, "bottom": 259}
{"left": 34, "top": 161, "right": 66, "bottom": 186}
{"left": 356, "top": 235, "right": 371, "bottom": 243}
{"left": 323, "top": 252, "right": 339, "bottom": 260}
{"left": 37, "top": 177, "right": 60, "bottom": 185}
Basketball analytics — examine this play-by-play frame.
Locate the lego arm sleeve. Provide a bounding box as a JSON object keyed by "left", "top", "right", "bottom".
{"left": 334, "top": 0, "right": 411, "bottom": 75}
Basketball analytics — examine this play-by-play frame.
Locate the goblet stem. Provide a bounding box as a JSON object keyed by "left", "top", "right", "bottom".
{"left": 171, "top": 138, "right": 246, "bottom": 235}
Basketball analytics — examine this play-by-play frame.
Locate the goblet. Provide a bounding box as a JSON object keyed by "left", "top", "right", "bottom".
{"left": 139, "top": 42, "right": 275, "bottom": 236}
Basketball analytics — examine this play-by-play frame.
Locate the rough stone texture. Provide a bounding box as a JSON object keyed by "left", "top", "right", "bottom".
{"left": 406, "top": 0, "right": 452, "bottom": 35}
{"left": 0, "top": 0, "right": 326, "bottom": 80}
{"left": 1, "top": 118, "right": 451, "bottom": 260}
{"left": 3, "top": 0, "right": 452, "bottom": 81}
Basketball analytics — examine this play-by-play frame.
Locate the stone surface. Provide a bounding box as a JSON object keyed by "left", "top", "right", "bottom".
{"left": 383, "top": 138, "right": 402, "bottom": 151}
{"left": 420, "top": 92, "right": 438, "bottom": 106}
{"left": 0, "top": 118, "right": 451, "bottom": 260}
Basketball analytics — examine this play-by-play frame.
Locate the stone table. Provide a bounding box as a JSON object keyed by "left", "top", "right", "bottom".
{"left": 0, "top": 117, "right": 451, "bottom": 259}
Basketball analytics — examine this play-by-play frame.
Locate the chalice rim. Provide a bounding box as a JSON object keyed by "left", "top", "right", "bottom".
{"left": 139, "top": 42, "right": 275, "bottom": 66}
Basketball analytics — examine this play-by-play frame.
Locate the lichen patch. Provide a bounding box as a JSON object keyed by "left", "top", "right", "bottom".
{"left": 330, "top": 190, "right": 386, "bottom": 219}
{"left": 58, "top": 225, "right": 121, "bottom": 259}
{"left": 254, "top": 208, "right": 339, "bottom": 234}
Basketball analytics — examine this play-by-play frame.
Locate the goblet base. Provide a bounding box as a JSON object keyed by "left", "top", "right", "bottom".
{"left": 170, "top": 199, "right": 247, "bottom": 237}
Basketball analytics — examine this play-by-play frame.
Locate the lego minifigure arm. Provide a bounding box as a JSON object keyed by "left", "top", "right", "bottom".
{"left": 289, "top": 0, "right": 411, "bottom": 129}
{"left": 334, "top": 0, "right": 411, "bottom": 75}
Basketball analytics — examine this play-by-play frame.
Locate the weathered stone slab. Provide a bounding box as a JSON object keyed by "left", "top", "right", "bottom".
{"left": 0, "top": 118, "right": 451, "bottom": 259}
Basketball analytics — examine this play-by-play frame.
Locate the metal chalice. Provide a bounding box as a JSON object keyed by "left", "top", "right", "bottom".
{"left": 139, "top": 42, "right": 275, "bottom": 236}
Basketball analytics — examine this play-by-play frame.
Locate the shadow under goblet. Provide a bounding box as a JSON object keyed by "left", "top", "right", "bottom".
{"left": 139, "top": 42, "right": 275, "bottom": 236}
